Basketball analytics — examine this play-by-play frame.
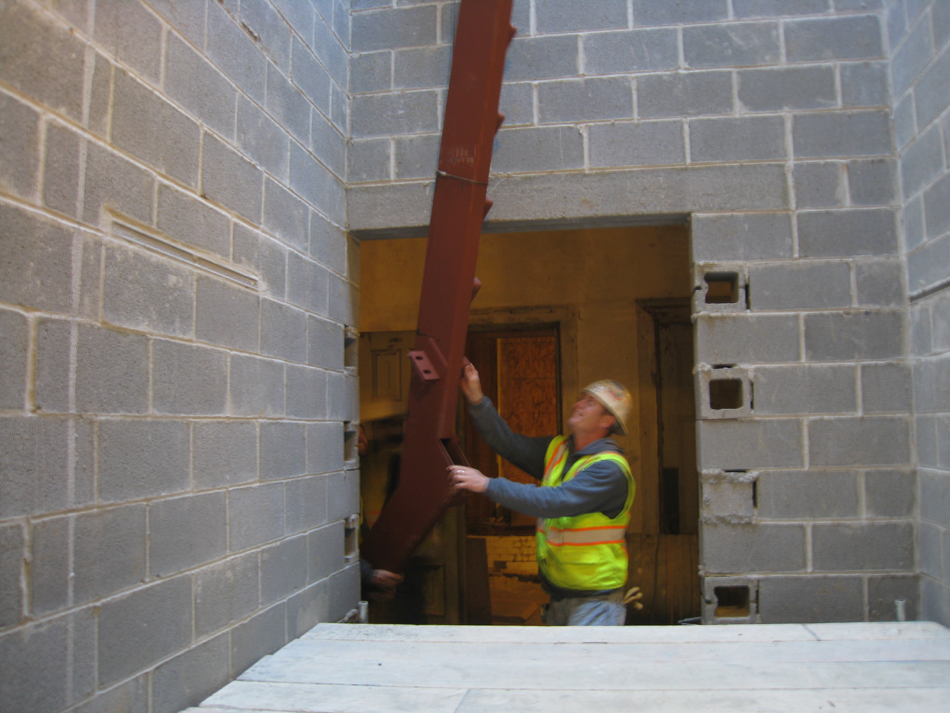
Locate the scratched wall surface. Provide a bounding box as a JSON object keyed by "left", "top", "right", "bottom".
{"left": 347, "top": 0, "right": 928, "bottom": 628}
{"left": 0, "top": 2, "right": 359, "bottom": 712}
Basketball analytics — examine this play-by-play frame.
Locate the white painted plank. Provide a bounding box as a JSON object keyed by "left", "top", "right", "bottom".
{"left": 240, "top": 652, "right": 950, "bottom": 691}
{"left": 273, "top": 637, "right": 950, "bottom": 666}
{"left": 203, "top": 681, "right": 466, "bottom": 713}
{"left": 805, "top": 622, "right": 950, "bottom": 640}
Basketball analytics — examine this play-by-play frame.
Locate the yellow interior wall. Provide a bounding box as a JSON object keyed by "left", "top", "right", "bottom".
{"left": 359, "top": 225, "right": 692, "bottom": 533}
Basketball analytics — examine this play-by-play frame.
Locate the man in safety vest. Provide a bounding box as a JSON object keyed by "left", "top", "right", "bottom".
{"left": 451, "top": 364, "right": 635, "bottom": 626}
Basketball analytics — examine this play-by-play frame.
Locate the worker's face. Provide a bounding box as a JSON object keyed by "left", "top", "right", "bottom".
{"left": 567, "top": 393, "right": 614, "bottom": 435}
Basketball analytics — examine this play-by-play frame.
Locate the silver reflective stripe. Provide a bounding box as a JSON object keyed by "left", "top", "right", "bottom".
{"left": 541, "top": 525, "right": 627, "bottom": 546}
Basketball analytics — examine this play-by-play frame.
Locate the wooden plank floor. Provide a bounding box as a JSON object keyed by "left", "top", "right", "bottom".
{"left": 183, "top": 621, "right": 950, "bottom": 713}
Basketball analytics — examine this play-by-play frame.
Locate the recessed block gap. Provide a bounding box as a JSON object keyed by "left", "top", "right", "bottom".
{"left": 709, "top": 378, "right": 743, "bottom": 410}
{"left": 714, "top": 585, "right": 750, "bottom": 618}
{"left": 704, "top": 272, "right": 740, "bottom": 304}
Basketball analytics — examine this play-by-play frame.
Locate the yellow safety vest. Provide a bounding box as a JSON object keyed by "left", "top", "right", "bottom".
{"left": 535, "top": 436, "right": 635, "bottom": 591}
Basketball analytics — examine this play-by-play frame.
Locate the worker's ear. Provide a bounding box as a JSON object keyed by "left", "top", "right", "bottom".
{"left": 599, "top": 413, "right": 617, "bottom": 433}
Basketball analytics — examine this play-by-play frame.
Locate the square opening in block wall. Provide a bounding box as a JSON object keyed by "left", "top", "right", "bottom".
{"left": 714, "top": 585, "right": 750, "bottom": 618}
{"left": 709, "top": 378, "right": 743, "bottom": 410}
{"left": 704, "top": 272, "right": 740, "bottom": 304}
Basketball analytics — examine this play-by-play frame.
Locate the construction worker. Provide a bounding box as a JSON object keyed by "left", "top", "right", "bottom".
{"left": 451, "top": 364, "right": 635, "bottom": 626}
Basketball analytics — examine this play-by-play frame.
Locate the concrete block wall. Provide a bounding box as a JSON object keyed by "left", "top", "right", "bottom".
{"left": 0, "top": 2, "right": 359, "bottom": 712}
{"left": 347, "top": 1, "right": 916, "bottom": 624}
{"left": 888, "top": 0, "right": 950, "bottom": 627}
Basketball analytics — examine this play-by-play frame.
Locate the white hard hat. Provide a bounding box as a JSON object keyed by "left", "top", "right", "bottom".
{"left": 583, "top": 380, "right": 632, "bottom": 436}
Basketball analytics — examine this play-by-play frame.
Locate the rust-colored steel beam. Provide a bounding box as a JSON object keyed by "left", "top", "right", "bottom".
{"left": 361, "top": 0, "right": 515, "bottom": 573}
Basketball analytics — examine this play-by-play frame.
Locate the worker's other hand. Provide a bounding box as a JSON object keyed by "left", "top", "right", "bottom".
{"left": 449, "top": 465, "right": 490, "bottom": 493}
{"left": 366, "top": 569, "right": 403, "bottom": 601}
{"left": 460, "top": 363, "right": 484, "bottom": 404}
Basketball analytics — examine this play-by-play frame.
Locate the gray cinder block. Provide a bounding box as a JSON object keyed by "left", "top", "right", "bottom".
{"left": 865, "top": 469, "right": 915, "bottom": 518}
{"left": 690, "top": 115, "right": 786, "bottom": 162}
{"left": 633, "top": 0, "right": 729, "bottom": 26}
{"left": 924, "top": 172, "right": 950, "bottom": 241}
{"left": 330, "top": 81, "right": 348, "bottom": 136}
{"left": 315, "top": 15, "right": 348, "bottom": 88}
{"left": 240, "top": 0, "right": 291, "bottom": 72}
{"left": 307, "top": 422, "right": 344, "bottom": 476}
{"left": 394, "top": 45, "right": 451, "bottom": 90}
{"left": 0, "top": 417, "right": 72, "bottom": 519}
{"left": 536, "top": 0, "right": 627, "bottom": 33}
{"left": 34, "top": 318, "right": 70, "bottom": 414}
{"left": 808, "top": 416, "right": 910, "bottom": 466}
{"left": 583, "top": 29, "right": 679, "bottom": 76}
{"left": 696, "top": 365, "right": 753, "bottom": 419}
{"left": 87, "top": 53, "right": 112, "bottom": 139}
{"left": 194, "top": 553, "right": 260, "bottom": 638}
{"left": 72, "top": 505, "right": 147, "bottom": 605}
{"left": 328, "top": 371, "right": 357, "bottom": 422}
{"left": 907, "top": 237, "right": 950, "bottom": 297}
{"left": 149, "top": 492, "right": 228, "bottom": 578}
{"left": 758, "top": 576, "right": 863, "bottom": 623}
{"left": 797, "top": 208, "right": 898, "bottom": 257}
{"left": 327, "top": 564, "right": 361, "bottom": 621}
{"left": 289, "top": 142, "right": 335, "bottom": 213}
{"left": 861, "top": 362, "right": 912, "bottom": 414}
{"left": 293, "top": 39, "right": 332, "bottom": 114}
{"left": 394, "top": 133, "right": 441, "bottom": 179}
{"left": 308, "top": 521, "right": 345, "bottom": 583}
{"left": 43, "top": 122, "right": 81, "bottom": 219}
{"left": 692, "top": 262, "right": 748, "bottom": 315}
{"left": 287, "top": 252, "right": 331, "bottom": 316}
{"left": 153, "top": 340, "right": 228, "bottom": 417}
{"left": 0, "top": 310, "right": 27, "bottom": 410}
{"left": 748, "top": 261, "right": 851, "bottom": 310}
{"left": 352, "top": 5, "right": 437, "bottom": 52}
{"left": 813, "top": 522, "right": 914, "bottom": 571}
{"left": 157, "top": 185, "right": 230, "bottom": 258}
{"left": 698, "top": 419, "right": 804, "bottom": 469}
{"left": 702, "top": 575, "right": 759, "bottom": 624}
{"left": 919, "top": 468, "right": 950, "bottom": 530}
{"left": 0, "top": 204, "right": 73, "bottom": 313}
{"left": 261, "top": 422, "right": 307, "bottom": 481}
{"left": 0, "top": 524, "right": 24, "bottom": 628}
{"left": 94, "top": 0, "right": 162, "bottom": 83}
{"left": 700, "top": 470, "right": 758, "bottom": 522}
{"left": 350, "top": 91, "right": 440, "bottom": 138}
{"left": 0, "top": 0, "right": 86, "bottom": 121}
{"left": 855, "top": 260, "right": 903, "bottom": 307}
{"left": 286, "top": 365, "right": 328, "bottom": 420}
{"left": 900, "top": 125, "right": 944, "bottom": 200}
{"left": 504, "top": 36, "right": 579, "bottom": 82}
{"left": 893, "top": 94, "right": 915, "bottom": 151}
{"left": 112, "top": 69, "right": 200, "bottom": 188}
{"left": 793, "top": 110, "right": 891, "bottom": 158}
{"left": 229, "top": 604, "right": 287, "bottom": 678}
{"left": 310, "top": 212, "right": 346, "bottom": 275}
{"left": 493, "top": 126, "right": 584, "bottom": 174}
{"left": 498, "top": 82, "right": 534, "bottom": 127}
{"left": 691, "top": 212, "right": 794, "bottom": 262}
{"left": 265, "top": 63, "right": 311, "bottom": 146}
{"left": 739, "top": 66, "right": 836, "bottom": 112}
{"left": 202, "top": 134, "right": 263, "bottom": 225}
{"left": 932, "top": 292, "right": 950, "bottom": 352}
{"left": 638, "top": 71, "right": 733, "bottom": 118}
{"left": 914, "top": 42, "right": 950, "bottom": 127}
{"left": 753, "top": 364, "right": 857, "bottom": 415}
{"left": 98, "top": 420, "right": 190, "bottom": 502}
{"left": 195, "top": 276, "right": 261, "bottom": 353}
{"left": 98, "top": 577, "right": 193, "bottom": 687}
{"left": 701, "top": 522, "right": 806, "bottom": 573}
{"left": 784, "top": 15, "right": 883, "bottom": 61}
{"left": 328, "top": 272, "right": 357, "bottom": 328}
{"left": 263, "top": 179, "right": 310, "bottom": 252}
{"left": 165, "top": 34, "right": 237, "bottom": 140}
{"left": 75, "top": 324, "right": 150, "bottom": 415}
{"left": 868, "top": 575, "right": 919, "bottom": 622}
{"left": 308, "top": 316, "right": 344, "bottom": 370}
{"left": 695, "top": 313, "right": 800, "bottom": 364}
{"left": 804, "top": 311, "right": 903, "bottom": 361}
{"left": 194, "top": 421, "right": 259, "bottom": 489}
{"left": 29, "top": 515, "right": 69, "bottom": 616}
{"left": 848, "top": 158, "right": 896, "bottom": 206}
{"left": 311, "top": 112, "right": 346, "bottom": 180}
{"left": 350, "top": 51, "right": 390, "bottom": 94}
{"left": 756, "top": 470, "right": 859, "bottom": 519}
{"left": 261, "top": 535, "right": 309, "bottom": 605}
{"left": 589, "top": 121, "right": 685, "bottom": 169}
{"left": 233, "top": 225, "right": 288, "bottom": 299}
{"left": 207, "top": 1, "right": 266, "bottom": 102}
{"left": 910, "top": 301, "right": 933, "bottom": 357}
{"left": 262, "top": 299, "right": 308, "bottom": 363}
{"left": 914, "top": 353, "right": 950, "bottom": 414}
{"left": 793, "top": 162, "right": 844, "bottom": 209}
{"left": 229, "top": 354, "right": 285, "bottom": 418}
{"left": 152, "top": 634, "right": 230, "bottom": 713}
{"left": 229, "top": 483, "right": 286, "bottom": 551}
{"left": 286, "top": 475, "right": 330, "bottom": 534}
{"left": 0, "top": 93, "right": 39, "bottom": 199}
{"left": 684, "top": 21, "right": 780, "bottom": 69}
{"left": 841, "top": 61, "right": 889, "bottom": 108}
{"left": 236, "top": 97, "right": 290, "bottom": 183}
{"left": 103, "top": 244, "right": 195, "bottom": 338}
{"left": 286, "top": 581, "right": 329, "bottom": 637}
